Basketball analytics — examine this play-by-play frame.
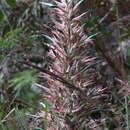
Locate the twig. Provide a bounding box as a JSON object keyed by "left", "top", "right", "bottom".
{"left": 110, "top": 14, "right": 130, "bottom": 27}
{"left": 20, "top": 61, "right": 84, "bottom": 94}
{"left": 90, "top": 6, "right": 115, "bottom": 32}
{"left": 0, "top": 108, "right": 15, "bottom": 124}
{"left": 96, "top": 46, "right": 123, "bottom": 78}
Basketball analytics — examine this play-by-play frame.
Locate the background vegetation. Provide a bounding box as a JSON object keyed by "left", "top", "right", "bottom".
{"left": 0, "top": 0, "right": 130, "bottom": 129}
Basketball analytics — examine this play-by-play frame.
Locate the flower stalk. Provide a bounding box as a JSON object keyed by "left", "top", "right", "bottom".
{"left": 22, "top": 0, "right": 105, "bottom": 129}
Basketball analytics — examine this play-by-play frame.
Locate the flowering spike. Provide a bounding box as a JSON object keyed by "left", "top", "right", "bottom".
{"left": 39, "top": 0, "right": 103, "bottom": 129}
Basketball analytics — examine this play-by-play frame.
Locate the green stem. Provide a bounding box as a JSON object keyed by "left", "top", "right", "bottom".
{"left": 44, "top": 101, "right": 49, "bottom": 130}
{"left": 125, "top": 96, "right": 130, "bottom": 130}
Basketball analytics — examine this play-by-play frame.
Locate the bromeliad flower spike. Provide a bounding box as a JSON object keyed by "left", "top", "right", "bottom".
{"left": 22, "top": 0, "right": 106, "bottom": 129}
{"left": 41, "top": 0, "right": 97, "bottom": 129}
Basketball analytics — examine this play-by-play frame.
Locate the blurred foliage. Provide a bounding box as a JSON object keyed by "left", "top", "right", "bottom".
{"left": 0, "top": 69, "right": 42, "bottom": 129}
{"left": 0, "top": 9, "right": 4, "bottom": 21}
{"left": 0, "top": 0, "right": 46, "bottom": 129}
{"left": 0, "top": 0, "right": 130, "bottom": 129}
{"left": 5, "top": 0, "right": 17, "bottom": 8}
{"left": 9, "top": 70, "right": 40, "bottom": 102}
{"left": 0, "top": 28, "right": 23, "bottom": 48}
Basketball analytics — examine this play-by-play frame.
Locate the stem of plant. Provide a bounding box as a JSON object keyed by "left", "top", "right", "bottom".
{"left": 125, "top": 96, "right": 130, "bottom": 130}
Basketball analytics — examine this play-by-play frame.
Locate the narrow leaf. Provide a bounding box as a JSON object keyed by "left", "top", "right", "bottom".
{"left": 78, "top": 0, "right": 86, "bottom": 4}
{"left": 40, "top": 2, "right": 57, "bottom": 8}
{"left": 42, "top": 34, "right": 55, "bottom": 43}
{"left": 6, "top": 0, "right": 17, "bottom": 8}
{"left": 0, "top": 9, "right": 4, "bottom": 21}
{"left": 73, "top": 0, "right": 86, "bottom": 12}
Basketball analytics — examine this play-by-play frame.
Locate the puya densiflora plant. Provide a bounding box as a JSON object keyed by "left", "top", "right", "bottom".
{"left": 22, "top": 0, "right": 106, "bottom": 129}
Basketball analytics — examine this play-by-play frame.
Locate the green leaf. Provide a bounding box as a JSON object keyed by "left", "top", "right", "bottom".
{"left": 78, "top": 0, "right": 86, "bottom": 4}
{"left": 0, "top": 39, "right": 16, "bottom": 48}
{"left": 42, "top": 34, "right": 55, "bottom": 43}
{"left": 0, "top": 40, "right": 10, "bottom": 47}
{"left": 125, "top": 49, "right": 130, "bottom": 67}
{"left": 88, "top": 32, "right": 99, "bottom": 39}
{"left": 34, "top": 128, "right": 44, "bottom": 130}
{"left": 128, "top": 96, "right": 130, "bottom": 100}
{"left": 9, "top": 70, "right": 39, "bottom": 98}
{"left": 5, "top": 28, "right": 23, "bottom": 37}
{"left": 40, "top": 2, "right": 57, "bottom": 8}
{"left": 0, "top": 9, "right": 4, "bottom": 21}
{"left": 6, "top": 0, "right": 17, "bottom": 8}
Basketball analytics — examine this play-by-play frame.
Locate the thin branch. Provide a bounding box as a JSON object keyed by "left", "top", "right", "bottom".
{"left": 0, "top": 108, "right": 15, "bottom": 124}
{"left": 96, "top": 46, "right": 123, "bottom": 78}
{"left": 20, "top": 61, "right": 84, "bottom": 94}
{"left": 90, "top": 6, "right": 115, "bottom": 32}
{"left": 110, "top": 14, "right": 130, "bottom": 27}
